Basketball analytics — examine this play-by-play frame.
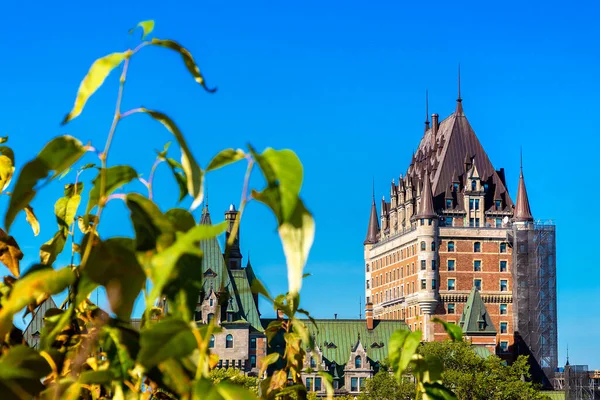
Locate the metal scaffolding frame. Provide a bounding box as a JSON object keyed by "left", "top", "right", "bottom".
{"left": 510, "top": 222, "right": 558, "bottom": 388}
{"left": 562, "top": 365, "right": 600, "bottom": 400}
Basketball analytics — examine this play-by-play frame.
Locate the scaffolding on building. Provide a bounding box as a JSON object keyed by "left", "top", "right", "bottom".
{"left": 562, "top": 365, "right": 600, "bottom": 400}
{"left": 508, "top": 221, "right": 558, "bottom": 389}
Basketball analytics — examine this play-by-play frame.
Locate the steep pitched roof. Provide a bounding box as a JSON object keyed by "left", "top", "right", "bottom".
{"left": 416, "top": 170, "right": 435, "bottom": 218}
{"left": 459, "top": 287, "right": 496, "bottom": 335}
{"left": 407, "top": 107, "right": 514, "bottom": 213}
{"left": 364, "top": 196, "right": 379, "bottom": 245}
{"left": 514, "top": 166, "right": 534, "bottom": 222}
{"left": 230, "top": 269, "right": 262, "bottom": 332}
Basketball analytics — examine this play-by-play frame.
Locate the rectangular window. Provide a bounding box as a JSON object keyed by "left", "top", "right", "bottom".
{"left": 500, "top": 243, "right": 507, "bottom": 253}
{"left": 421, "top": 279, "right": 427, "bottom": 290}
{"left": 431, "top": 260, "right": 436, "bottom": 270}
{"left": 448, "top": 303, "right": 455, "bottom": 314}
{"left": 474, "top": 199, "right": 480, "bottom": 210}
{"left": 469, "top": 218, "right": 474, "bottom": 227}
{"left": 474, "top": 279, "right": 482, "bottom": 290}
{"left": 351, "top": 377, "right": 358, "bottom": 392}
{"left": 500, "top": 341, "right": 509, "bottom": 353}
{"left": 448, "top": 279, "right": 455, "bottom": 291}
{"left": 448, "top": 259, "right": 455, "bottom": 271}
{"left": 421, "top": 260, "right": 426, "bottom": 270}
{"left": 500, "top": 322, "right": 508, "bottom": 334}
{"left": 366, "top": 280, "right": 370, "bottom": 289}
{"left": 474, "top": 242, "right": 481, "bottom": 252}
{"left": 469, "top": 199, "right": 474, "bottom": 210}
{"left": 428, "top": 218, "right": 432, "bottom": 226}
{"left": 445, "top": 216, "right": 453, "bottom": 226}
{"left": 315, "top": 377, "right": 322, "bottom": 391}
{"left": 250, "top": 355, "right": 257, "bottom": 368}
{"left": 446, "top": 199, "right": 452, "bottom": 208}
{"left": 500, "top": 304, "right": 507, "bottom": 315}
{"left": 412, "top": 282, "right": 415, "bottom": 293}
{"left": 495, "top": 200, "right": 502, "bottom": 210}
{"left": 448, "top": 242, "right": 455, "bottom": 252}
{"left": 500, "top": 261, "right": 507, "bottom": 272}
{"left": 359, "top": 377, "right": 366, "bottom": 389}
{"left": 475, "top": 218, "right": 480, "bottom": 227}
{"left": 250, "top": 337, "right": 257, "bottom": 350}
{"left": 495, "top": 218, "right": 502, "bottom": 228}
{"left": 420, "top": 218, "right": 425, "bottom": 226}
{"left": 432, "top": 279, "right": 436, "bottom": 290}
{"left": 500, "top": 280, "right": 508, "bottom": 292}
{"left": 306, "top": 377, "right": 313, "bottom": 391}
{"left": 474, "top": 260, "right": 481, "bottom": 271}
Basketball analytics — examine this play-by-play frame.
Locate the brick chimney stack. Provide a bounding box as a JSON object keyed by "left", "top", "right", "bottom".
{"left": 432, "top": 114, "right": 439, "bottom": 135}
{"left": 365, "top": 302, "right": 374, "bottom": 330}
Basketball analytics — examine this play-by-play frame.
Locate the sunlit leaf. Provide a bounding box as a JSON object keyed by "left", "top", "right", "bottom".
{"left": 146, "top": 222, "right": 226, "bottom": 313}
{"left": 61, "top": 52, "right": 127, "bottom": 125}
{"left": 432, "top": 317, "right": 463, "bottom": 342}
{"left": 0, "top": 228, "right": 23, "bottom": 277}
{"left": 0, "top": 136, "right": 7, "bottom": 144}
{"left": 424, "top": 381, "right": 458, "bottom": 400}
{"left": 0, "top": 267, "right": 74, "bottom": 338}
{"left": 54, "top": 194, "right": 81, "bottom": 234}
{"left": 215, "top": 381, "right": 258, "bottom": 400}
{"left": 39, "top": 231, "right": 66, "bottom": 266}
{"left": 206, "top": 148, "right": 245, "bottom": 172}
{"left": 150, "top": 39, "right": 216, "bottom": 93}
{"left": 79, "top": 370, "right": 115, "bottom": 384}
{"left": 388, "top": 329, "right": 422, "bottom": 378}
{"left": 259, "top": 353, "right": 280, "bottom": 378}
{"left": 5, "top": 136, "right": 85, "bottom": 232}
{"left": 140, "top": 109, "right": 203, "bottom": 210}
{"left": 317, "top": 371, "right": 334, "bottom": 400}
{"left": 0, "top": 149, "right": 14, "bottom": 192}
{"left": 81, "top": 235, "right": 145, "bottom": 321}
{"left": 129, "top": 20, "right": 154, "bottom": 40}
{"left": 24, "top": 205, "right": 40, "bottom": 236}
{"left": 86, "top": 165, "right": 137, "bottom": 216}
{"left": 137, "top": 317, "right": 197, "bottom": 369}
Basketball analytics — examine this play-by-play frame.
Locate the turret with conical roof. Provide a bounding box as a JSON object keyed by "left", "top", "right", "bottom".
{"left": 514, "top": 159, "right": 534, "bottom": 223}
{"left": 415, "top": 170, "right": 436, "bottom": 219}
{"left": 364, "top": 195, "right": 379, "bottom": 245}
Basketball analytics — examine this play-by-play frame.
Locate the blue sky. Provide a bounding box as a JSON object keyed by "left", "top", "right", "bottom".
{"left": 0, "top": 0, "right": 598, "bottom": 368}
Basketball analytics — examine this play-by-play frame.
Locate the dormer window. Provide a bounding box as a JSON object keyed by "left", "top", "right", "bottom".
{"left": 355, "top": 356, "right": 362, "bottom": 369}
{"left": 209, "top": 299, "right": 213, "bottom": 307}
{"left": 478, "top": 319, "right": 486, "bottom": 331}
{"left": 495, "top": 200, "right": 502, "bottom": 210}
{"left": 453, "top": 183, "right": 459, "bottom": 190}
{"left": 310, "top": 356, "right": 316, "bottom": 368}
{"left": 446, "top": 199, "right": 452, "bottom": 208}
{"left": 471, "top": 180, "right": 477, "bottom": 191}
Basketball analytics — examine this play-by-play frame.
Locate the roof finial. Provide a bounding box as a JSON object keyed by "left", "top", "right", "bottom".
{"left": 457, "top": 63, "right": 462, "bottom": 102}
{"left": 566, "top": 344, "right": 570, "bottom": 365}
{"left": 520, "top": 146, "right": 523, "bottom": 174}
{"left": 425, "top": 89, "right": 430, "bottom": 130}
{"left": 372, "top": 177, "right": 375, "bottom": 201}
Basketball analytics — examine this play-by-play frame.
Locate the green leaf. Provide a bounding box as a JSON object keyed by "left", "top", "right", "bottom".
{"left": 63, "top": 182, "right": 83, "bottom": 197}
{"left": 24, "top": 205, "right": 40, "bottom": 236}
{"left": 166, "top": 208, "right": 196, "bottom": 232}
{"left": 259, "top": 353, "right": 279, "bottom": 378}
{"left": 129, "top": 20, "right": 154, "bottom": 40}
{"left": 0, "top": 267, "right": 74, "bottom": 338}
{"left": 156, "top": 145, "right": 188, "bottom": 202}
{"left": 126, "top": 193, "right": 175, "bottom": 251}
{"left": 79, "top": 370, "right": 115, "bottom": 385}
{"left": 432, "top": 317, "right": 463, "bottom": 342}
{"left": 5, "top": 135, "right": 86, "bottom": 232}
{"left": 388, "top": 329, "right": 422, "bottom": 378}
{"left": 54, "top": 193, "right": 81, "bottom": 234}
{"left": 81, "top": 236, "right": 145, "bottom": 321}
{"left": 0, "top": 345, "right": 51, "bottom": 397}
{"left": 423, "top": 381, "right": 457, "bottom": 400}
{"left": 206, "top": 148, "right": 245, "bottom": 172}
{"left": 137, "top": 317, "right": 197, "bottom": 369}
{"left": 150, "top": 38, "right": 216, "bottom": 92}
{"left": 86, "top": 165, "right": 137, "bottom": 216}
{"left": 39, "top": 231, "right": 67, "bottom": 266}
{"left": 215, "top": 381, "right": 258, "bottom": 400}
{"left": 0, "top": 228, "right": 23, "bottom": 277}
{"left": 103, "top": 325, "right": 139, "bottom": 380}
{"left": 146, "top": 222, "right": 226, "bottom": 314}
{"left": 61, "top": 52, "right": 126, "bottom": 125}
{"left": 250, "top": 147, "right": 313, "bottom": 295}
{"left": 140, "top": 109, "right": 203, "bottom": 210}
{"left": 0, "top": 136, "right": 7, "bottom": 144}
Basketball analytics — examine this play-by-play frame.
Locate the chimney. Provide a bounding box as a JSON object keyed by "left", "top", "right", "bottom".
{"left": 431, "top": 114, "right": 439, "bottom": 135}
{"left": 334, "top": 313, "right": 338, "bottom": 320}
{"left": 365, "top": 302, "right": 374, "bottom": 330}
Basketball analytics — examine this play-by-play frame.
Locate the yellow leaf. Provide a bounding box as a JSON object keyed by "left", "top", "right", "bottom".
{"left": 62, "top": 52, "right": 127, "bottom": 125}
{"left": 129, "top": 20, "right": 155, "bottom": 40}
{"left": 0, "top": 154, "right": 14, "bottom": 192}
{"left": 0, "top": 228, "right": 23, "bottom": 277}
{"left": 24, "top": 205, "right": 40, "bottom": 236}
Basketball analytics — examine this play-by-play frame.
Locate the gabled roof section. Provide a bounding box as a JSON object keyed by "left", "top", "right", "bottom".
{"left": 407, "top": 107, "right": 514, "bottom": 213}
{"left": 459, "top": 287, "right": 496, "bottom": 335}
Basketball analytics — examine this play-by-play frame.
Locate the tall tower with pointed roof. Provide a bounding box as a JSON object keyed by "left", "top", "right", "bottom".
{"left": 363, "top": 75, "right": 557, "bottom": 386}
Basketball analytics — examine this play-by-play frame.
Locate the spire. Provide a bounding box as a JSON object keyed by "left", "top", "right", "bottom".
{"left": 425, "top": 89, "right": 430, "bottom": 132}
{"left": 514, "top": 151, "right": 534, "bottom": 222}
{"left": 416, "top": 170, "right": 435, "bottom": 218}
{"left": 200, "top": 202, "right": 212, "bottom": 225}
{"left": 456, "top": 63, "right": 464, "bottom": 116}
{"left": 364, "top": 191, "right": 379, "bottom": 245}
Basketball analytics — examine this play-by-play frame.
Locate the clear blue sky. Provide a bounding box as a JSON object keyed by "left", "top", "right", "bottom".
{"left": 0, "top": 0, "right": 598, "bottom": 368}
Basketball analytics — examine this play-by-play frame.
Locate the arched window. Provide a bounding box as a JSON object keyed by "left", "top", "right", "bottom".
{"left": 431, "top": 241, "right": 436, "bottom": 251}
{"left": 448, "top": 241, "right": 455, "bottom": 252}
{"left": 471, "top": 180, "right": 476, "bottom": 190}
{"left": 207, "top": 313, "right": 214, "bottom": 324}
{"left": 420, "top": 241, "right": 426, "bottom": 251}
{"left": 310, "top": 356, "right": 316, "bottom": 368}
{"left": 474, "top": 242, "right": 481, "bottom": 252}
{"left": 209, "top": 335, "right": 215, "bottom": 348}
{"left": 226, "top": 334, "right": 234, "bottom": 348}
{"left": 355, "top": 355, "right": 362, "bottom": 369}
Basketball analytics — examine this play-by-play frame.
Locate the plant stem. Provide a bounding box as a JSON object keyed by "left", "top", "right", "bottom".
{"left": 148, "top": 158, "right": 163, "bottom": 200}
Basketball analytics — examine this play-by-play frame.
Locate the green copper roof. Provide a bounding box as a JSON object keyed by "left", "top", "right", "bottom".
{"left": 263, "top": 319, "right": 408, "bottom": 365}
{"left": 459, "top": 287, "right": 496, "bottom": 335}
{"left": 230, "top": 269, "right": 262, "bottom": 332}
{"left": 540, "top": 391, "right": 565, "bottom": 400}
{"left": 471, "top": 345, "right": 493, "bottom": 359}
